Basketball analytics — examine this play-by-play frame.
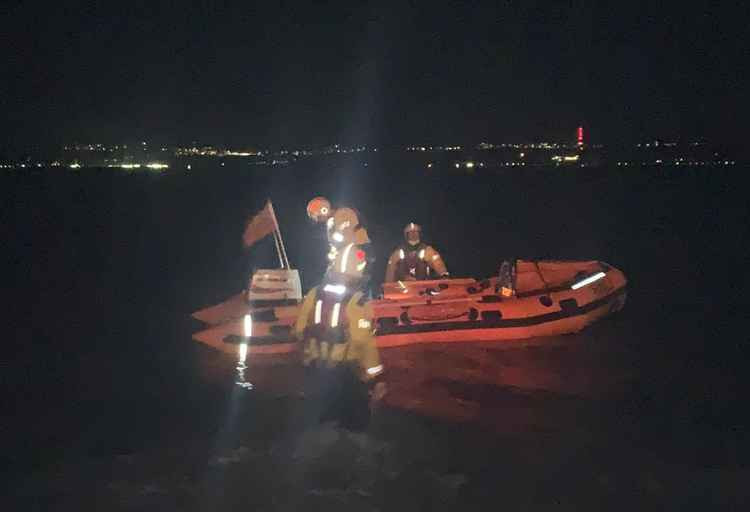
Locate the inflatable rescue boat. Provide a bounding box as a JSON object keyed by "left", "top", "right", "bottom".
{"left": 192, "top": 259, "right": 627, "bottom": 356}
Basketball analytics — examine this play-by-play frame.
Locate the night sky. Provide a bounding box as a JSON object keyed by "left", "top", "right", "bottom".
{"left": 2, "top": 1, "right": 747, "bottom": 153}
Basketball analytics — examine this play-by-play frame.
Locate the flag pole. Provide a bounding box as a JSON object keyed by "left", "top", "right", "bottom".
{"left": 271, "top": 229, "right": 285, "bottom": 268}
{"left": 268, "top": 200, "right": 290, "bottom": 269}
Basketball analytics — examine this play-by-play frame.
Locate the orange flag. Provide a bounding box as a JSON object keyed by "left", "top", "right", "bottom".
{"left": 242, "top": 200, "right": 278, "bottom": 248}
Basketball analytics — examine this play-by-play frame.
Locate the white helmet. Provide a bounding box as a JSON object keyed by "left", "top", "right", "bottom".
{"left": 403, "top": 222, "right": 422, "bottom": 246}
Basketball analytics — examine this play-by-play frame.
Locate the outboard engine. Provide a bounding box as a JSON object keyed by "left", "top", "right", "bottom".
{"left": 497, "top": 260, "right": 517, "bottom": 297}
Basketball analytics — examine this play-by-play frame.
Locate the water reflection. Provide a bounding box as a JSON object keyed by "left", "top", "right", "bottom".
{"left": 235, "top": 342, "right": 254, "bottom": 389}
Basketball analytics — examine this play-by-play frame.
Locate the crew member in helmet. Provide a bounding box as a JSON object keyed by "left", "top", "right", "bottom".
{"left": 324, "top": 207, "right": 372, "bottom": 274}
{"left": 295, "top": 197, "right": 385, "bottom": 430}
{"left": 384, "top": 222, "right": 448, "bottom": 282}
{"left": 307, "top": 196, "right": 373, "bottom": 275}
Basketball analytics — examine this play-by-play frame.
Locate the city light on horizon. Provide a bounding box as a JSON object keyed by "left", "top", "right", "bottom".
{"left": 1, "top": 129, "right": 740, "bottom": 171}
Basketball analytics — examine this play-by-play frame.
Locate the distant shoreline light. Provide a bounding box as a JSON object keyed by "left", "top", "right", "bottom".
{"left": 103, "top": 162, "right": 169, "bottom": 170}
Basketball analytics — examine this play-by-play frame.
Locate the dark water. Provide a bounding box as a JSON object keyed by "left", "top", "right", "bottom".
{"left": 2, "top": 155, "right": 748, "bottom": 503}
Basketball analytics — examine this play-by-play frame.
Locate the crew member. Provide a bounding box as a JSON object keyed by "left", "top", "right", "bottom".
{"left": 324, "top": 207, "right": 371, "bottom": 274}
{"left": 296, "top": 197, "right": 385, "bottom": 430}
{"left": 307, "top": 196, "right": 373, "bottom": 275}
{"left": 384, "top": 222, "right": 448, "bottom": 282}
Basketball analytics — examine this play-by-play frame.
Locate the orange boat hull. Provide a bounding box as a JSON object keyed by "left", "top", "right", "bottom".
{"left": 192, "top": 260, "right": 626, "bottom": 357}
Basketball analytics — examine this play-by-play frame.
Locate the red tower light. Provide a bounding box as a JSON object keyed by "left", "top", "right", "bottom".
{"left": 577, "top": 126, "right": 584, "bottom": 146}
